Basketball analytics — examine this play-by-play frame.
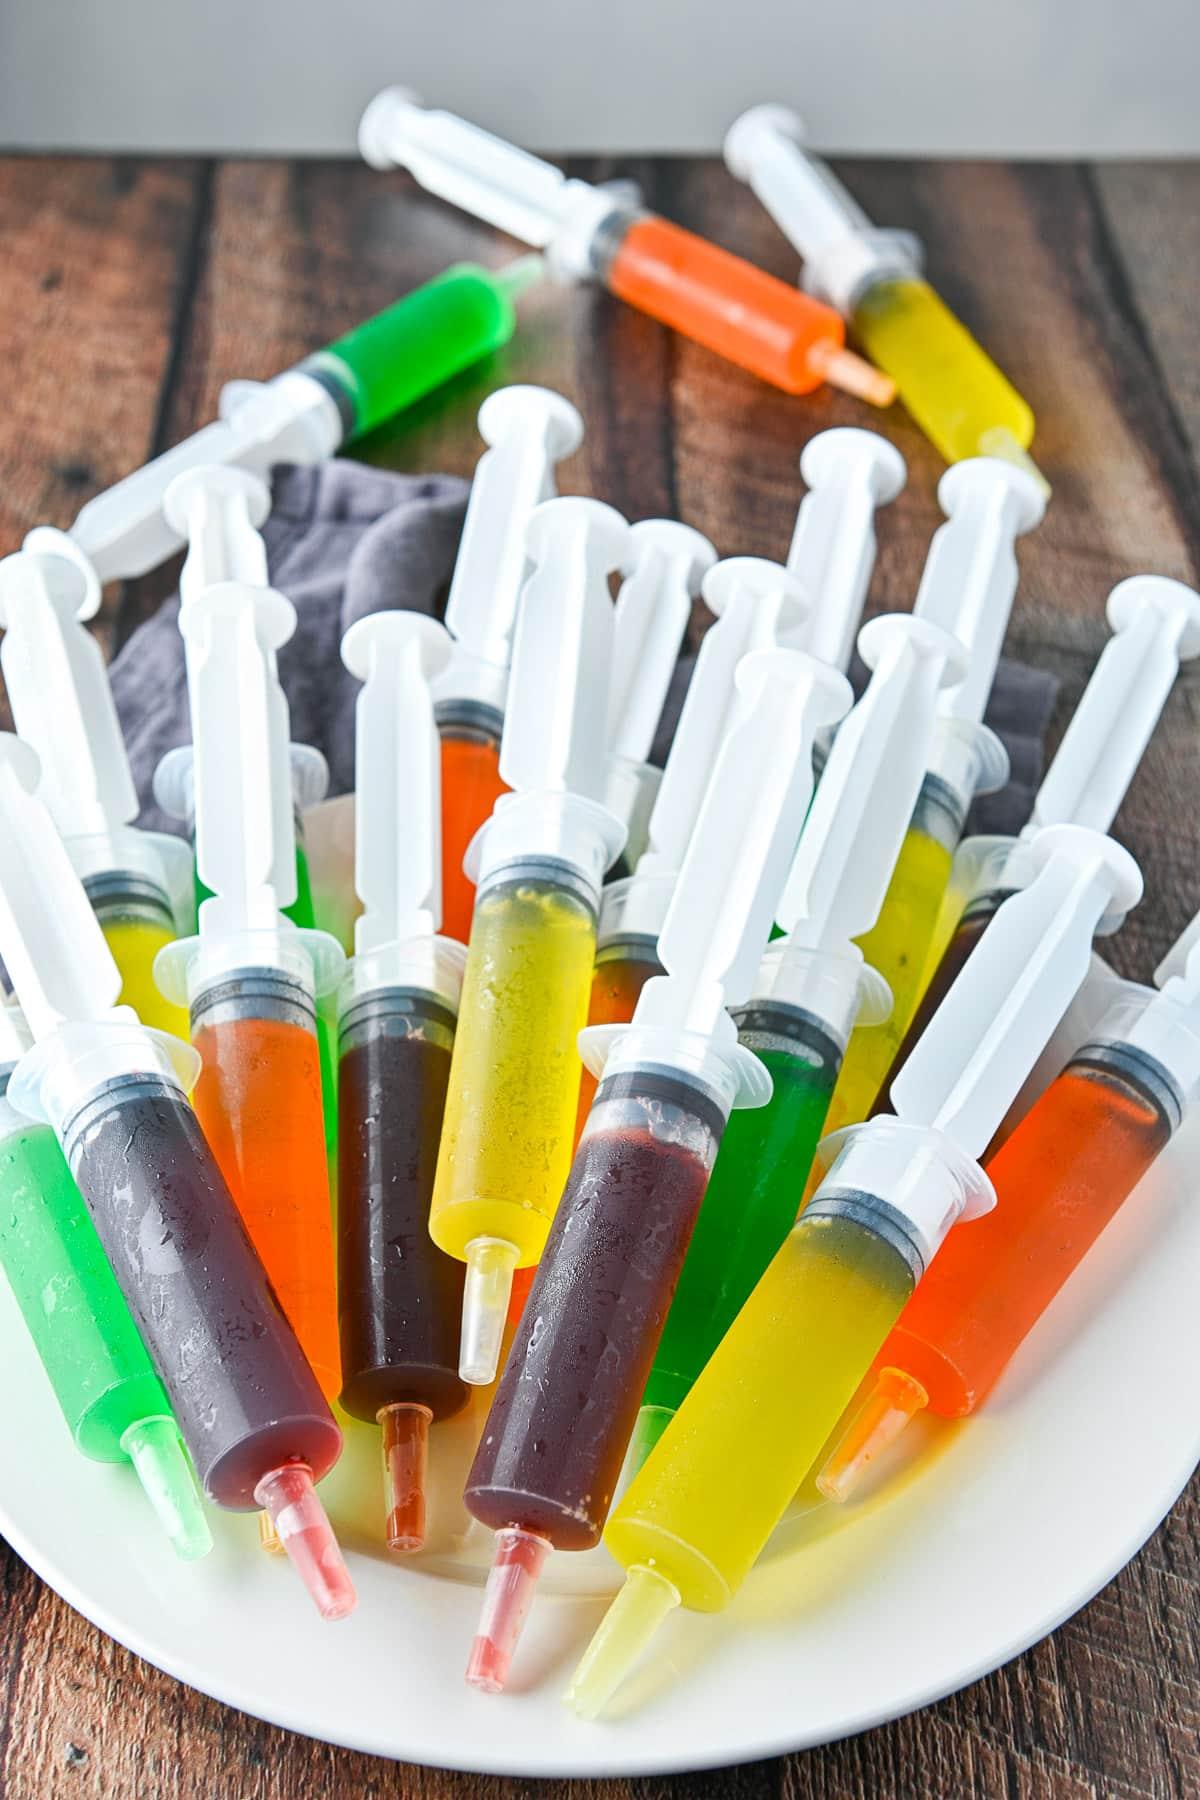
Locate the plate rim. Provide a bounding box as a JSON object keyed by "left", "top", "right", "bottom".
{"left": 2, "top": 1440, "right": 1194, "bottom": 1780}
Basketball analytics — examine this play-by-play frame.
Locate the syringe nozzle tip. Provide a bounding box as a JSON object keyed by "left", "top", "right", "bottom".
{"left": 465, "top": 1526, "right": 552, "bottom": 1693}
{"left": 379, "top": 1401, "right": 433, "bottom": 1553}
{"left": 459, "top": 1237, "right": 521, "bottom": 1386}
{"left": 810, "top": 343, "right": 897, "bottom": 409}
{"left": 255, "top": 1462, "right": 357, "bottom": 1621}
{"left": 564, "top": 1564, "right": 681, "bottom": 1719}
{"left": 626, "top": 1403, "right": 674, "bottom": 1482}
{"left": 816, "top": 1366, "right": 928, "bottom": 1503}
{"left": 121, "top": 1416, "right": 213, "bottom": 1562}
{"left": 259, "top": 1509, "right": 284, "bottom": 1554}
{"left": 976, "top": 427, "right": 1051, "bottom": 499}
{"left": 493, "top": 253, "right": 546, "bottom": 303}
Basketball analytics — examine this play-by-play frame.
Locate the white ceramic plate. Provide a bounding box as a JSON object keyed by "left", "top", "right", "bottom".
{"left": 1, "top": 1110, "right": 1198, "bottom": 1778}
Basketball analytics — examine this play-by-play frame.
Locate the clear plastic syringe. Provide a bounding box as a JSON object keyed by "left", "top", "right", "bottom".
{"left": 153, "top": 472, "right": 345, "bottom": 1408}
{"left": 430, "top": 497, "right": 629, "bottom": 1386}
{"left": 877, "top": 574, "right": 1200, "bottom": 1113}
{"left": 151, "top": 467, "right": 332, "bottom": 937}
{"left": 817, "top": 456, "right": 1046, "bottom": 1136}
{"left": 818, "top": 905, "right": 1200, "bottom": 1503}
{"left": 26, "top": 259, "right": 542, "bottom": 611}
{"left": 432, "top": 385, "right": 584, "bottom": 944}
{"left": 359, "top": 90, "right": 893, "bottom": 405}
{"left": 0, "top": 549, "right": 192, "bottom": 1037}
{"left": 633, "top": 602, "right": 966, "bottom": 1464}
{"left": 337, "top": 608, "right": 473, "bottom": 1552}
{"left": 0, "top": 736, "right": 352, "bottom": 1617}
{"left": 0, "top": 993, "right": 211, "bottom": 1560}
{"left": 154, "top": 466, "right": 341, "bottom": 1155}
{"left": 578, "top": 552, "right": 810, "bottom": 1133}
{"left": 566, "top": 822, "right": 1141, "bottom": 1716}
{"left": 724, "top": 105, "right": 1042, "bottom": 476}
{"left": 578, "top": 426, "right": 904, "bottom": 1132}
{"left": 463, "top": 645, "right": 852, "bottom": 1692}
{"left": 603, "top": 520, "right": 716, "bottom": 876}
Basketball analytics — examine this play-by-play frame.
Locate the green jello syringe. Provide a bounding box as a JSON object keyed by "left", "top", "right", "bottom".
{"left": 0, "top": 998, "right": 211, "bottom": 1559}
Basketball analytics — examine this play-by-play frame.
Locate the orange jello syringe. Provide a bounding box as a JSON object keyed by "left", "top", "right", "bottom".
{"left": 819, "top": 945, "right": 1200, "bottom": 1503}
{"left": 360, "top": 90, "right": 894, "bottom": 405}
{"left": 155, "top": 469, "right": 347, "bottom": 1406}
{"left": 432, "top": 384, "right": 585, "bottom": 943}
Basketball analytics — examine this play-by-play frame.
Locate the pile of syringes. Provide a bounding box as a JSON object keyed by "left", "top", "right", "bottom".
{"left": 0, "top": 83, "right": 1194, "bottom": 1722}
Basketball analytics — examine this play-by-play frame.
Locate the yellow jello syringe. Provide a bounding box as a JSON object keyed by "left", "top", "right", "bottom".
{"left": 724, "top": 105, "right": 1045, "bottom": 483}
{"left": 0, "top": 549, "right": 192, "bottom": 1038}
{"left": 566, "top": 823, "right": 1142, "bottom": 1718}
{"left": 817, "top": 456, "right": 1046, "bottom": 1136}
{"left": 430, "top": 496, "right": 628, "bottom": 1387}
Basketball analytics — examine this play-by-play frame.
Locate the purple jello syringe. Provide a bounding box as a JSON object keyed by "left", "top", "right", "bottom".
{"left": 463, "top": 643, "right": 852, "bottom": 1691}
{"left": 0, "top": 735, "right": 354, "bottom": 1619}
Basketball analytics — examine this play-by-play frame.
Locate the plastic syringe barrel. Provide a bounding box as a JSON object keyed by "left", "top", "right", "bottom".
{"left": 20, "top": 1028, "right": 341, "bottom": 1510}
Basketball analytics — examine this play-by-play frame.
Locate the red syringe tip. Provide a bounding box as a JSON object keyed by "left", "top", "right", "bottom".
{"left": 817, "top": 1366, "right": 929, "bottom": 1503}
{"left": 465, "top": 1525, "right": 552, "bottom": 1693}
{"left": 254, "top": 1461, "right": 357, "bottom": 1620}
{"left": 379, "top": 1401, "right": 433, "bottom": 1553}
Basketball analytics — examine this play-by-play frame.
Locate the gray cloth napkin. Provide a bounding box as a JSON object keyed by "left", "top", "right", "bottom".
{"left": 111, "top": 459, "right": 1058, "bottom": 838}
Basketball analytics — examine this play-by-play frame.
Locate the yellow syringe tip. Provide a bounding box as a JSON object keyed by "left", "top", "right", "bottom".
{"left": 259, "top": 1509, "right": 284, "bottom": 1554}
{"left": 977, "top": 426, "right": 1051, "bottom": 498}
{"left": 817, "top": 1366, "right": 929, "bottom": 1503}
{"left": 564, "top": 1563, "right": 681, "bottom": 1720}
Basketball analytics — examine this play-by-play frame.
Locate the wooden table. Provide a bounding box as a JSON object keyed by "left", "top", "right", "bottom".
{"left": 1, "top": 152, "right": 1198, "bottom": 1799}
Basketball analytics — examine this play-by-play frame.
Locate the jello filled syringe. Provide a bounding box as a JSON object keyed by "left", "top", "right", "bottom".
{"left": 463, "top": 645, "right": 851, "bottom": 1693}
{"left": 567, "top": 823, "right": 1141, "bottom": 1716}
{"left": 432, "top": 384, "right": 584, "bottom": 942}
{"left": 431, "top": 498, "right": 629, "bottom": 1386}
{"left": 0, "top": 993, "right": 211, "bottom": 1560}
{"left": 819, "top": 456, "right": 1045, "bottom": 1137}
{"left": 874, "top": 574, "right": 1200, "bottom": 1112}
{"left": 0, "top": 550, "right": 193, "bottom": 1037}
{"left": 151, "top": 467, "right": 333, "bottom": 941}
{"left": 725, "top": 104, "right": 1041, "bottom": 474}
{"left": 635, "top": 597, "right": 965, "bottom": 1463}
{"left": 819, "top": 905, "right": 1200, "bottom": 1502}
{"left": 579, "top": 551, "right": 811, "bottom": 1134}
{"left": 337, "top": 608, "right": 472, "bottom": 1551}
{"left": 0, "top": 737, "right": 353, "bottom": 1616}
{"left": 577, "top": 426, "right": 905, "bottom": 1138}
{"left": 154, "top": 470, "right": 345, "bottom": 1409}
{"left": 360, "top": 90, "right": 893, "bottom": 404}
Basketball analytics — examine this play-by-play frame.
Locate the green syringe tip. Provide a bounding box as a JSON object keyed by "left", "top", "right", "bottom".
{"left": 626, "top": 1403, "right": 674, "bottom": 1482}
{"left": 976, "top": 426, "right": 1051, "bottom": 499}
{"left": 564, "top": 1563, "right": 680, "bottom": 1720}
{"left": 122, "top": 1416, "right": 213, "bottom": 1562}
{"left": 491, "top": 253, "right": 546, "bottom": 304}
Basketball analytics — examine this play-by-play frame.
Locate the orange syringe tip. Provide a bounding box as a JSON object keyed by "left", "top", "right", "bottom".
{"left": 379, "top": 1401, "right": 433, "bottom": 1553}
{"left": 817, "top": 1366, "right": 929, "bottom": 1504}
{"left": 808, "top": 341, "right": 897, "bottom": 408}
{"left": 254, "top": 1461, "right": 357, "bottom": 1621}
{"left": 465, "top": 1526, "right": 552, "bottom": 1693}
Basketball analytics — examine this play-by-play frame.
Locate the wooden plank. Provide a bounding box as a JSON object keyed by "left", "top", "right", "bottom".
{"left": 0, "top": 157, "right": 207, "bottom": 659}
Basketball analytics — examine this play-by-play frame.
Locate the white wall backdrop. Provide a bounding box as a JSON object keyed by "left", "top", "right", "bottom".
{"left": 1, "top": 0, "right": 1196, "bottom": 157}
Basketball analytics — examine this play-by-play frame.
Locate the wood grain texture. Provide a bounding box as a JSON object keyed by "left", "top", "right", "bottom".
{"left": 0, "top": 151, "right": 1197, "bottom": 1799}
